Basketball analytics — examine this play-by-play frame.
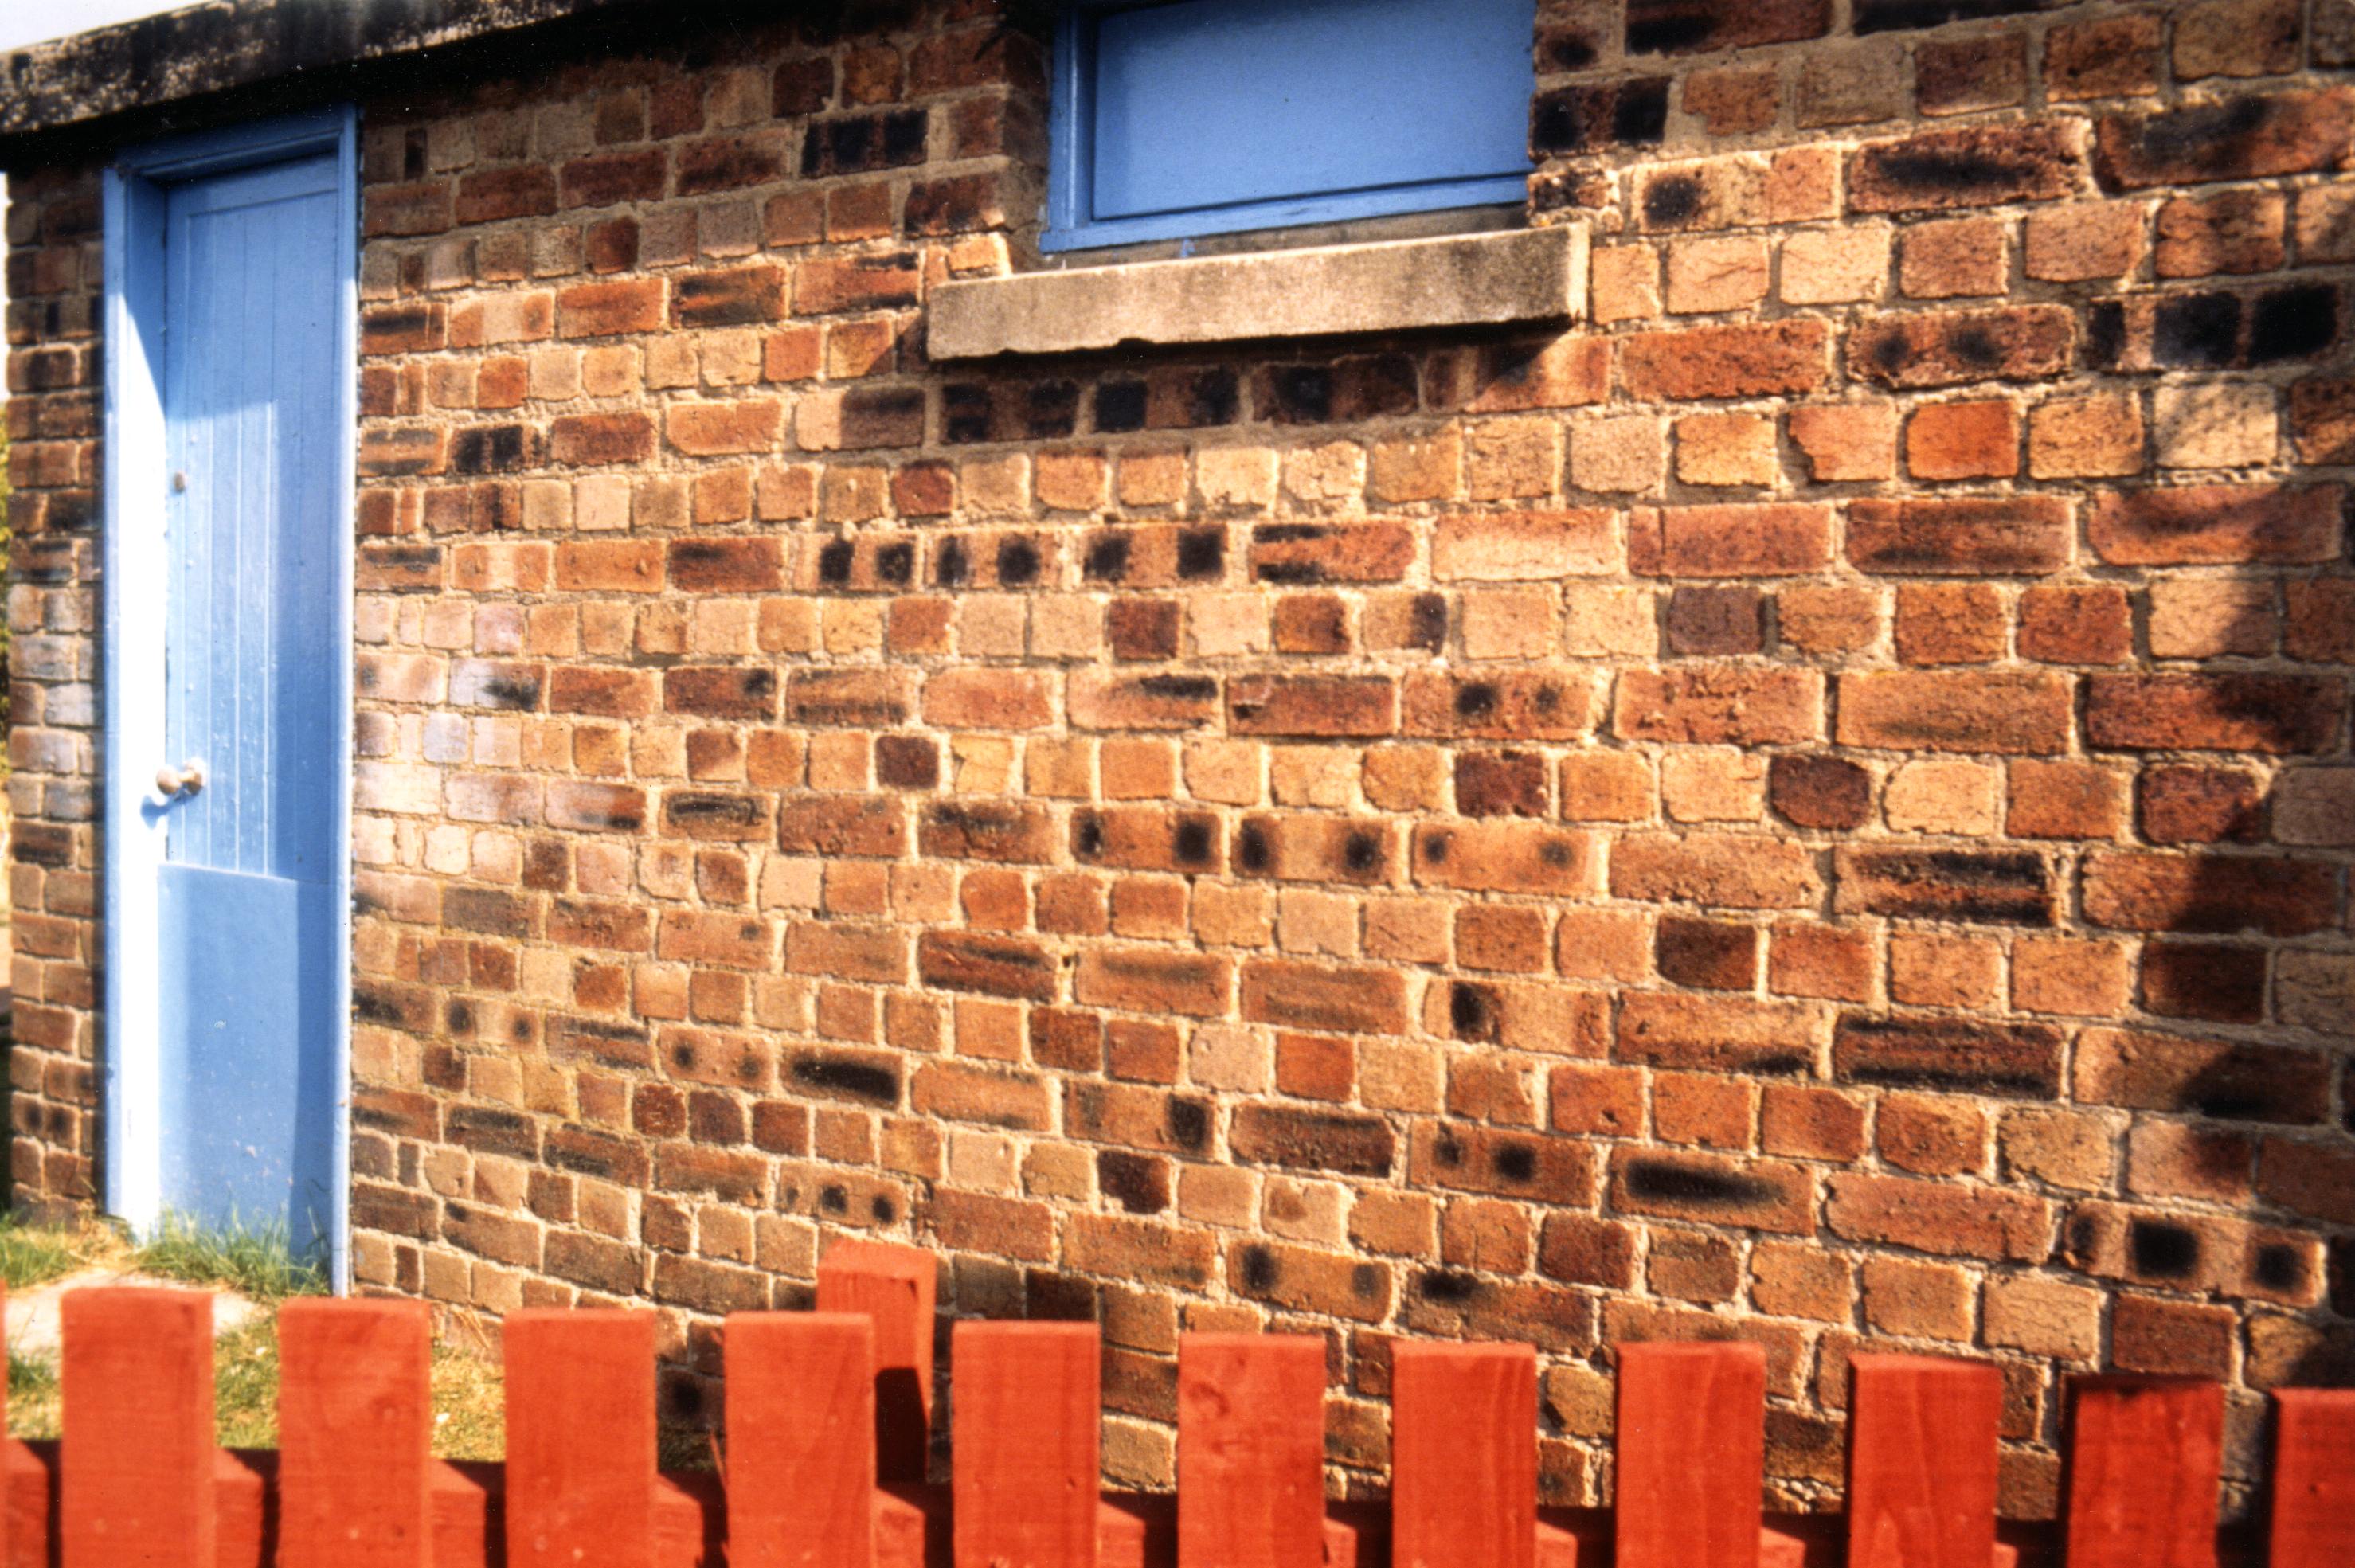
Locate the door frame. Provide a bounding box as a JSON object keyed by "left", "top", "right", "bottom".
{"left": 101, "top": 107, "right": 359, "bottom": 1290}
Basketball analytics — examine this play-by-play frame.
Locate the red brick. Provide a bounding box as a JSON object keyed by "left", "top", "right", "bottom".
{"left": 1905, "top": 401, "right": 2019, "bottom": 480}
{"left": 1241, "top": 960, "right": 1409, "bottom": 1036}
{"left": 2257, "top": 1140, "right": 2355, "bottom": 1227}
{"left": 1615, "top": 993, "right": 1819, "bottom": 1075}
{"left": 776, "top": 795, "right": 907, "bottom": 858}
{"left": 557, "top": 279, "right": 665, "bottom": 338}
{"left": 1409, "top": 1122, "right": 1597, "bottom": 1206}
{"left": 1610, "top": 834, "right": 1820, "bottom": 909}
{"left": 1231, "top": 1240, "right": 1393, "bottom": 1324}
{"left": 2141, "top": 941, "right": 2268, "bottom": 1024}
{"left": 1076, "top": 948, "right": 1230, "bottom": 1018}
{"left": 1410, "top": 820, "right": 1598, "bottom": 897}
{"left": 2087, "top": 675, "right": 2341, "bottom": 753}
{"left": 1630, "top": 503, "right": 1833, "bottom": 577}
{"left": 2112, "top": 1294, "right": 2236, "bottom": 1378}
{"left": 2075, "top": 1028, "right": 2331, "bottom": 1124}
{"left": 2082, "top": 851, "right": 2337, "bottom": 938}
{"left": 2017, "top": 585, "right": 2131, "bottom": 663}
{"left": 1850, "top": 121, "right": 2083, "bottom": 212}
{"left": 2095, "top": 89, "right": 2355, "bottom": 190}
{"left": 1835, "top": 671, "right": 2071, "bottom": 754}
{"left": 454, "top": 166, "right": 556, "bottom": 225}
{"left": 1608, "top": 1148, "right": 1814, "bottom": 1235}
{"left": 1404, "top": 671, "right": 1599, "bottom": 742}
{"left": 1895, "top": 583, "right": 2005, "bottom": 666}
{"left": 1833, "top": 1014, "right": 2063, "bottom": 1101}
{"left": 1613, "top": 666, "right": 1823, "bottom": 745}
{"left": 2047, "top": 14, "right": 2162, "bottom": 101}
{"left": 1248, "top": 522, "right": 1414, "bottom": 584}
{"left": 1618, "top": 319, "right": 1829, "bottom": 401}
{"left": 2087, "top": 484, "right": 2342, "bottom": 565}
{"left": 1833, "top": 846, "right": 2056, "bottom": 926}
{"left": 550, "top": 411, "right": 657, "bottom": 466}
{"left": 1848, "top": 306, "right": 2075, "bottom": 389}
{"left": 917, "top": 801, "right": 1056, "bottom": 863}
{"left": 1827, "top": 1173, "right": 2049, "bottom": 1262}
{"left": 1227, "top": 675, "right": 1396, "bottom": 738}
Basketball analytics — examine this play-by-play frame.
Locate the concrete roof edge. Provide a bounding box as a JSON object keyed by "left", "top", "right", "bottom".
{"left": 0, "top": 0, "right": 641, "bottom": 143}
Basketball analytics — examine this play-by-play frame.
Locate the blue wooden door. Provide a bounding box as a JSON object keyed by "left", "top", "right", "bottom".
{"left": 148, "top": 150, "right": 345, "bottom": 1254}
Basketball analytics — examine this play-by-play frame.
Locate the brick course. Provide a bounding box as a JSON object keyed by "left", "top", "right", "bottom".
{"left": 7, "top": 0, "right": 2353, "bottom": 1521}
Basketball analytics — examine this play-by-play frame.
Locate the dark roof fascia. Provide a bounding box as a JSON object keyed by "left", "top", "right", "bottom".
{"left": 0, "top": 0, "right": 641, "bottom": 150}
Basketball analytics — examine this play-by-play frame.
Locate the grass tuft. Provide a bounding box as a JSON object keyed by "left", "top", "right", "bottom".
{"left": 8, "top": 1348, "right": 57, "bottom": 1404}
{"left": 133, "top": 1214, "right": 329, "bottom": 1303}
{"left": 0, "top": 1221, "right": 83, "bottom": 1292}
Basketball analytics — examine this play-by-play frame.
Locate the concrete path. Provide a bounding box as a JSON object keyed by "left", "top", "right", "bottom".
{"left": 6, "top": 1268, "right": 262, "bottom": 1359}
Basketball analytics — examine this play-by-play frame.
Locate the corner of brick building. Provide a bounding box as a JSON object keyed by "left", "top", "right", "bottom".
{"left": 9, "top": 0, "right": 2355, "bottom": 1518}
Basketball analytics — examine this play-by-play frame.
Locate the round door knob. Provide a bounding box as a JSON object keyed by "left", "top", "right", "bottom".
{"left": 156, "top": 759, "right": 206, "bottom": 797}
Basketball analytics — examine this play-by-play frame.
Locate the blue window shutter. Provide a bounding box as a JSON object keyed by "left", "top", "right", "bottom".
{"left": 1046, "top": 0, "right": 1535, "bottom": 252}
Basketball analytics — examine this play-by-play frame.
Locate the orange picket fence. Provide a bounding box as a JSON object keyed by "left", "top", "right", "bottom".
{"left": 8, "top": 1238, "right": 2351, "bottom": 1566}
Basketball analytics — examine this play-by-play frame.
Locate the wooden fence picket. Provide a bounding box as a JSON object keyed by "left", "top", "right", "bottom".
{"left": 2063, "top": 1375, "right": 2222, "bottom": 1568}
{"left": 1614, "top": 1340, "right": 1765, "bottom": 1568}
{"left": 504, "top": 1308, "right": 656, "bottom": 1568}
{"left": 59, "top": 1287, "right": 215, "bottom": 1568}
{"left": 816, "top": 1239, "right": 937, "bottom": 1484}
{"left": 277, "top": 1297, "right": 433, "bottom": 1568}
{"left": 727, "top": 1312, "right": 876, "bottom": 1568}
{"left": 1176, "top": 1333, "right": 1324, "bottom": 1568}
{"left": 2270, "top": 1387, "right": 2355, "bottom": 1568}
{"left": 953, "top": 1320, "right": 1100, "bottom": 1568}
{"left": 1845, "top": 1354, "right": 2001, "bottom": 1568}
{"left": 1391, "top": 1341, "right": 1535, "bottom": 1568}
{"left": 7, "top": 1254, "right": 2335, "bottom": 1566}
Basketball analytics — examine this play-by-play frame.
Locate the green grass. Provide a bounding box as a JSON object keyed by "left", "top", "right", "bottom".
{"left": 0, "top": 1218, "right": 84, "bottom": 1291}
{"left": 8, "top": 1348, "right": 57, "bottom": 1406}
{"left": 0, "top": 1217, "right": 708, "bottom": 1465}
{"left": 133, "top": 1214, "right": 329, "bottom": 1302}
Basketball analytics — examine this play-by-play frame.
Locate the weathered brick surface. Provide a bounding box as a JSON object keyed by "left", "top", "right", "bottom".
{"left": 6, "top": 0, "right": 2352, "bottom": 1524}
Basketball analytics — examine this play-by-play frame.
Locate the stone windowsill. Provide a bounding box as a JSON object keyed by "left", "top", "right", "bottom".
{"left": 926, "top": 225, "right": 1587, "bottom": 361}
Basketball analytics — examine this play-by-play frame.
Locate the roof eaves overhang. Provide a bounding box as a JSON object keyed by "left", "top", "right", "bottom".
{"left": 0, "top": 0, "right": 641, "bottom": 148}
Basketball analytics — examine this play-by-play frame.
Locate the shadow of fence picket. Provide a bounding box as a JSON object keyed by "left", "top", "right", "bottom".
{"left": 9, "top": 1237, "right": 2351, "bottom": 1566}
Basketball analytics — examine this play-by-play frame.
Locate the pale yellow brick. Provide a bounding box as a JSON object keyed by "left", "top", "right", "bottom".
{"left": 1780, "top": 224, "right": 1891, "bottom": 305}
{"left": 2148, "top": 578, "right": 2275, "bottom": 659}
{"left": 1461, "top": 587, "right": 1560, "bottom": 660}
{"left": 1983, "top": 1275, "right": 2101, "bottom": 1359}
{"left": 1666, "top": 234, "right": 1770, "bottom": 314}
{"left": 1571, "top": 416, "right": 1666, "bottom": 493}
{"left": 1189, "top": 1023, "right": 1273, "bottom": 1092}
{"left": 1467, "top": 416, "right": 1562, "bottom": 500}
{"left": 2153, "top": 383, "right": 2277, "bottom": 468}
{"left": 1198, "top": 445, "right": 1278, "bottom": 510}
{"left": 1029, "top": 596, "right": 1101, "bottom": 659}
{"left": 1676, "top": 413, "right": 1779, "bottom": 487}
{"left": 1591, "top": 242, "right": 1661, "bottom": 323}
{"left": 1368, "top": 426, "right": 1463, "bottom": 503}
{"left": 957, "top": 596, "right": 1026, "bottom": 657}
{"left": 1189, "top": 593, "right": 1271, "bottom": 657}
{"left": 1883, "top": 758, "right": 1999, "bottom": 835}
{"left": 1185, "top": 740, "right": 1262, "bottom": 807}
{"left": 1563, "top": 585, "right": 1657, "bottom": 656}
{"left": 1271, "top": 746, "right": 1355, "bottom": 807}
{"left": 1281, "top": 441, "right": 1367, "bottom": 510}
{"left": 1277, "top": 890, "right": 1361, "bottom": 959}
{"left": 1661, "top": 748, "right": 1767, "bottom": 822}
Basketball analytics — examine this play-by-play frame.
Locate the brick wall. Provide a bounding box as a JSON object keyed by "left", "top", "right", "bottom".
{"left": 10, "top": 0, "right": 2355, "bottom": 1515}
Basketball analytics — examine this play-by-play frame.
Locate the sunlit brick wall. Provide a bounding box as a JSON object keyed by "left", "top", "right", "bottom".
{"left": 10, "top": 0, "right": 2354, "bottom": 1516}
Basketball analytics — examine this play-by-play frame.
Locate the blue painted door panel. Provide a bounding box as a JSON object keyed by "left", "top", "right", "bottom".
{"left": 157, "top": 867, "right": 338, "bottom": 1238}
{"left": 155, "top": 150, "right": 342, "bottom": 1253}
{"left": 1088, "top": 0, "right": 1533, "bottom": 221}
